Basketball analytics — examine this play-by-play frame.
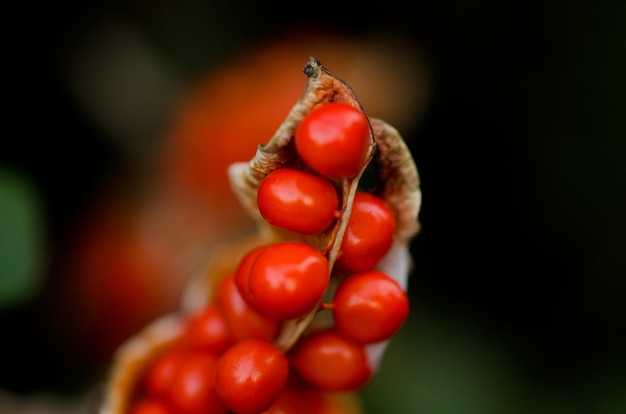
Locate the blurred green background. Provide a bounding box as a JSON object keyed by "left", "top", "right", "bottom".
{"left": 2, "top": 1, "right": 625, "bottom": 413}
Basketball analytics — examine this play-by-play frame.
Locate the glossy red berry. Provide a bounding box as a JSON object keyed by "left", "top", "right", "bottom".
{"left": 289, "top": 329, "right": 372, "bottom": 391}
{"left": 215, "top": 339, "right": 289, "bottom": 414}
{"left": 335, "top": 191, "right": 396, "bottom": 272}
{"left": 261, "top": 385, "right": 310, "bottom": 414}
{"left": 295, "top": 102, "right": 371, "bottom": 179}
{"left": 234, "top": 245, "right": 269, "bottom": 307}
{"left": 333, "top": 270, "right": 409, "bottom": 344}
{"left": 257, "top": 168, "right": 339, "bottom": 234}
{"left": 248, "top": 242, "right": 330, "bottom": 320}
{"left": 184, "top": 303, "right": 234, "bottom": 354}
{"left": 129, "top": 398, "right": 171, "bottom": 414}
{"left": 216, "top": 273, "right": 281, "bottom": 341}
{"left": 167, "top": 351, "right": 228, "bottom": 414}
{"left": 142, "top": 346, "right": 184, "bottom": 399}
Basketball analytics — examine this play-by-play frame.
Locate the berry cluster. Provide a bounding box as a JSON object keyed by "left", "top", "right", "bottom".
{"left": 125, "top": 101, "right": 410, "bottom": 414}
{"left": 100, "top": 58, "right": 421, "bottom": 414}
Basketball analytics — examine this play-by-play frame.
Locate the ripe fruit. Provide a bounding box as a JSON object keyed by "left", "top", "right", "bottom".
{"left": 295, "top": 102, "right": 371, "bottom": 179}
{"left": 335, "top": 192, "right": 396, "bottom": 272}
{"left": 142, "top": 346, "right": 184, "bottom": 399}
{"left": 167, "top": 352, "right": 227, "bottom": 414}
{"left": 184, "top": 304, "right": 234, "bottom": 353}
{"left": 234, "top": 245, "right": 269, "bottom": 307}
{"left": 215, "top": 339, "right": 289, "bottom": 414}
{"left": 261, "top": 385, "right": 310, "bottom": 413}
{"left": 216, "top": 273, "right": 281, "bottom": 341}
{"left": 248, "top": 242, "right": 330, "bottom": 320}
{"left": 257, "top": 168, "right": 339, "bottom": 234}
{"left": 98, "top": 49, "right": 423, "bottom": 414}
{"left": 129, "top": 398, "right": 170, "bottom": 414}
{"left": 289, "top": 329, "right": 372, "bottom": 391}
{"left": 332, "top": 270, "right": 409, "bottom": 344}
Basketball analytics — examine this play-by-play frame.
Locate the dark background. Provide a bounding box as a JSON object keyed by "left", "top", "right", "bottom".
{"left": 2, "top": 1, "right": 625, "bottom": 413}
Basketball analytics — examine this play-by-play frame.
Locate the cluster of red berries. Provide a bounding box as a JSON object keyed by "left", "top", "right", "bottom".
{"left": 128, "top": 102, "right": 410, "bottom": 414}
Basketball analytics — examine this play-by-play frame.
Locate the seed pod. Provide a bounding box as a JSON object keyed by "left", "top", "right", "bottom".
{"left": 99, "top": 57, "right": 420, "bottom": 414}
{"left": 224, "top": 57, "right": 420, "bottom": 354}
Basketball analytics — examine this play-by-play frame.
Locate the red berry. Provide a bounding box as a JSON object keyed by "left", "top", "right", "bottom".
{"left": 295, "top": 102, "right": 370, "bottom": 179}
{"left": 167, "top": 352, "right": 227, "bottom": 414}
{"left": 216, "top": 273, "right": 281, "bottom": 341}
{"left": 185, "top": 304, "right": 234, "bottom": 354}
{"left": 258, "top": 168, "right": 339, "bottom": 234}
{"left": 215, "top": 339, "right": 289, "bottom": 414}
{"left": 129, "top": 398, "right": 171, "bottom": 414}
{"left": 261, "top": 385, "right": 310, "bottom": 413}
{"left": 234, "top": 245, "right": 269, "bottom": 307}
{"left": 289, "top": 329, "right": 372, "bottom": 391}
{"left": 142, "top": 346, "right": 184, "bottom": 399}
{"left": 248, "top": 242, "right": 330, "bottom": 320}
{"left": 336, "top": 192, "right": 396, "bottom": 272}
{"left": 333, "top": 270, "right": 409, "bottom": 344}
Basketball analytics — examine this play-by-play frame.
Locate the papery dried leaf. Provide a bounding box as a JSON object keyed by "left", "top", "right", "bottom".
{"left": 366, "top": 118, "right": 421, "bottom": 294}
{"left": 369, "top": 118, "right": 421, "bottom": 243}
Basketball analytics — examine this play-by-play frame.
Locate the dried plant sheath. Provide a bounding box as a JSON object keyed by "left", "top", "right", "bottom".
{"left": 99, "top": 57, "right": 421, "bottom": 414}
{"left": 228, "top": 57, "right": 376, "bottom": 252}
{"left": 225, "top": 58, "right": 420, "bottom": 353}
